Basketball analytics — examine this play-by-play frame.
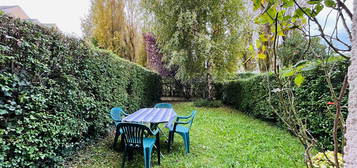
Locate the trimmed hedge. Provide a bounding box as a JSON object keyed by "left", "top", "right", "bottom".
{"left": 219, "top": 61, "right": 348, "bottom": 150}
{"left": 0, "top": 14, "right": 161, "bottom": 167}
{"left": 193, "top": 99, "right": 223, "bottom": 108}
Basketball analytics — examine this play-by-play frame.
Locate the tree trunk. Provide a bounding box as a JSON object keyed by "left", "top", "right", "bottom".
{"left": 344, "top": 1, "right": 357, "bottom": 167}
{"left": 258, "top": 23, "right": 271, "bottom": 72}
{"left": 206, "top": 61, "right": 213, "bottom": 100}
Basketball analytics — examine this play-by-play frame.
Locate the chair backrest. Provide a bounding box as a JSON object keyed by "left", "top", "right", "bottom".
{"left": 154, "top": 103, "right": 173, "bottom": 108}
{"left": 117, "top": 123, "right": 151, "bottom": 148}
{"left": 110, "top": 107, "right": 124, "bottom": 122}
{"left": 188, "top": 110, "right": 197, "bottom": 129}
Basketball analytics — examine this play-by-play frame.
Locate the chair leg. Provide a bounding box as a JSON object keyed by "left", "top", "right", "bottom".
{"left": 156, "top": 133, "right": 160, "bottom": 165}
{"left": 171, "top": 132, "right": 175, "bottom": 144}
{"left": 143, "top": 147, "right": 152, "bottom": 168}
{"left": 168, "top": 131, "right": 173, "bottom": 153}
{"left": 183, "top": 133, "right": 190, "bottom": 154}
{"left": 128, "top": 148, "right": 134, "bottom": 161}
{"left": 119, "top": 135, "right": 124, "bottom": 151}
{"left": 122, "top": 146, "right": 127, "bottom": 168}
{"left": 113, "top": 132, "right": 119, "bottom": 148}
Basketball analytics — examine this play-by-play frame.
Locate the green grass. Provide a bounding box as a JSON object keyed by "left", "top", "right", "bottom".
{"left": 67, "top": 102, "right": 306, "bottom": 168}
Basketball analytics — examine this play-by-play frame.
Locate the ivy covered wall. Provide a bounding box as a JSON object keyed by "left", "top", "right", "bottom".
{"left": 0, "top": 14, "right": 161, "bottom": 167}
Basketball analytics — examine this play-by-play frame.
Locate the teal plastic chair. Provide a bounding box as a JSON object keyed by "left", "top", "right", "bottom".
{"left": 153, "top": 103, "right": 173, "bottom": 136}
{"left": 154, "top": 103, "right": 173, "bottom": 108}
{"left": 168, "top": 110, "right": 197, "bottom": 154}
{"left": 117, "top": 122, "right": 160, "bottom": 168}
{"left": 110, "top": 107, "right": 128, "bottom": 148}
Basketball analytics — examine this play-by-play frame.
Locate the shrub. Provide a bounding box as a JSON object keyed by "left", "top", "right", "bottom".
{"left": 194, "top": 99, "right": 223, "bottom": 108}
{"left": 231, "top": 72, "right": 258, "bottom": 80}
{"left": 0, "top": 15, "right": 161, "bottom": 167}
{"left": 218, "top": 61, "right": 348, "bottom": 150}
{"left": 312, "top": 151, "right": 344, "bottom": 168}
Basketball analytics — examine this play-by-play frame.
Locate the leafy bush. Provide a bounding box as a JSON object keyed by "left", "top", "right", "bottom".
{"left": 162, "top": 77, "right": 215, "bottom": 99}
{"left": 237, "top": 72, "right": 258, "bottom": 79}
{"left": 194, "top": 99, "right": 223, "bottom": 108}
{"left": 312, "top": 151, "right": 344, "bottom": 168}
{"left": 218, "top": 61, "right": 348, "bottom": 150}
{"left": 0, "top": 15, "right": 161, "bottom": 167}
{"left": 228, "top": 72, "right": 258, "bottom": 80}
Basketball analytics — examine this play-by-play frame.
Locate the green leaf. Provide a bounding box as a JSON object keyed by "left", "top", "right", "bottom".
{"left": 294, "top": 9, "right": 304, "bottom": 18}
{"left": 0, "top": 109, "right": 8, "bottom": 115}
{"left": 248, "top": 45, "right": 254, "bottom": 52}
{"left": 259, "top": 34, "right": 268, "bottom": 42}
{"left": 313, "top": 4, "right": 324, "bottom": 16}
{"left": 258, "top": 53, "right": 267, "bottom": 59}
{"left": 282, "top": 69, "right": 295, "bottom": 77}
{"left": 307, "top": 0, "right": 322, "bottom": 4}
{"left": 294, "top": 74, "right": 305, "bottom": 86}
{"left": 293, "top": 60, "right": 309, "bottom": 68}
{"left": 277, "top": 31, "right": 285, "bottom": 36}
{"left": 324, "top": 0, "right": 336, "bottom": 7}
{"left": 282, "top": 0, "right": 294, "bottom": 7}
{"left": 301, "top": 63, "right": 317, "bottom": 71}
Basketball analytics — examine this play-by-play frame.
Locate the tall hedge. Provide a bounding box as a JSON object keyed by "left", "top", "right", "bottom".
{"left": 219, "top": 61, "right": 348, "bottom": 150}
{"left": 0, "top": 14, "right": 161, "bottom": 167}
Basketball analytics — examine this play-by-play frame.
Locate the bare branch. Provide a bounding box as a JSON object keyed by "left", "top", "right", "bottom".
{"left": 336, "top": 0, "right": 352, "bottom": 19}
{"left": 293, "top": 0, "right": 350, "bottom": 59}
{"left": 339, "top": 10, "right": 352, "bottom": 40}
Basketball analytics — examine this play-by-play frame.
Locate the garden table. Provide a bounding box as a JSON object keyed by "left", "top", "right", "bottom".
{"left": 122, "top": 108, "right": 177, "bottom": 128}
{"left": 122, "top": 108, "right": 177, "bottom": 158}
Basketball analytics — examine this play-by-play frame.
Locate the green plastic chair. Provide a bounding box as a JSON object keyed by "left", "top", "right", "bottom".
{"left": 117, "top": 122, "right": 160, "bottom": 168}
{"left": 154, "top": 103, "right": 173, "bottom": 108}
{"left": 110, "top": 107, "right": 128, "bottom": 148}
{"left": 168, "top": 110, "right": 197, "bottom": 154}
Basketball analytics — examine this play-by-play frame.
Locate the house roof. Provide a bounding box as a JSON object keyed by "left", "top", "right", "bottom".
{"left": 0, "top": 5, "right": 58, "bottom": 29}
{"left": 0, "top": 5, "right": 30, "bottom": 19}
{"left": 0, "top": 6, "right": 19, "bottom": 10}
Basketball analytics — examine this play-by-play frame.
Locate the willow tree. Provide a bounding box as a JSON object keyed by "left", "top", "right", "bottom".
{"left": 82, "top": 0, "right": 147, "bottom": 64}
{"left": 86, "top": 0, "right": 126, "bottom": 57}
{"left": 142, "top": 0, "right": 251, "bottom": 99}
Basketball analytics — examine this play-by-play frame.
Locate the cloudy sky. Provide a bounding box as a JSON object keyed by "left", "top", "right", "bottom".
{"left": 1, "top": 0, "right": 91, "bottom": 37}
{"left": 0, "top": 0, "right": 353, "bottom": 44}
{"left": 314, "top": 0, "right": 353, "bottom": 50}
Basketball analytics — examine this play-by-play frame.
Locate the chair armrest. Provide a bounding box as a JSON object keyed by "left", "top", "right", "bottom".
{"left": 175, "top": 121, "right": 190, "bottom": 125}
{"left": 149, "top": 128, "right": 160, "bottom": 136}
{"left": 176, "top": 115, "right": 192, "bottom": 120}
{"left": 122, "top": 111, "right": 129, "bottom": 116}
{"left": 171, "top": 121, "right": 188, "bottom": 132}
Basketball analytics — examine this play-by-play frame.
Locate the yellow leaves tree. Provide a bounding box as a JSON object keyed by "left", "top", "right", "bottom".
{"left": 91, "top": 0, "right": 126, "bottom": 57}
{"left": 82, "top": 0, "right": 147, "bottom": 65}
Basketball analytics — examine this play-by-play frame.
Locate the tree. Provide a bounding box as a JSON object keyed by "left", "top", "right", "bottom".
{"left": 278, "top": 31, "right": 326, "bottom": 67}
{"left": 142, "top": 0, "right": 251, "bottom": 99}
{"left": 82, "top": 0, "right": 147, "bottom": 65}
{"left": 344, "top": 1, "right": 357, "bottom": 166}
{"left": 122, "top": 0, "right": 147, "bottom": 63}
{"left": 90, "top": 0, "right": 126, "bottom": 57}
{"left": 143, "top": 32, "right": 174, "bottom": 77}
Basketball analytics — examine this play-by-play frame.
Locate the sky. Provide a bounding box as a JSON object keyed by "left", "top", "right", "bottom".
{"left": 314, "top": 0, "right": 353, "bottom": 50}
{"left": 0, "top": 0, "right": 353, "bottom": 44}
{"left": 0, "top": 0, "right": 91, "bottom": 37}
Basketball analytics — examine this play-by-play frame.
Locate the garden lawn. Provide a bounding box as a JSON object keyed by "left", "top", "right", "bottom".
{"left": 67, "top": 102, "right": 305, "bottom": 168}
